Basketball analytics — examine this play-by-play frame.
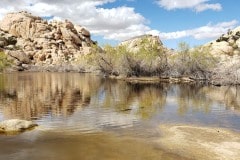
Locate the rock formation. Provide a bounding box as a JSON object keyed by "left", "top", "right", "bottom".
{"left": 205, "top": 26, "right": 240, "bottom": 85}
{"left": 0, "top": 119, "right": 38, "bottom": 133}
{"left": 206, "top": 26, "right": 240, "bottom": 56}
{"left": 119, "top": 34, "right": 168, "bottom": 53}
{"left": 0, "top": 11, "right": 97, "bottom": 71}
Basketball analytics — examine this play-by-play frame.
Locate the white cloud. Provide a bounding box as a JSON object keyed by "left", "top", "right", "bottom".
{"left": 0, "top": 0, "right": 149, "bottom": 41}
{"left": 157, "top": 0, "right": 222, "bottom": 12}
{"left": 0, "top": 0, "right": 235, "bottom": 43}
{"left": 160, "top": 20, "right": 238, "bottom": 40}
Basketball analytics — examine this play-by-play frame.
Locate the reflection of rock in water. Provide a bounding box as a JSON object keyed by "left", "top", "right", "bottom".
{"left": 0, "top": 73, "right": 102, "bottom": 120}
{"left": 0, "top": 73, "right": 170, "bottom": 121}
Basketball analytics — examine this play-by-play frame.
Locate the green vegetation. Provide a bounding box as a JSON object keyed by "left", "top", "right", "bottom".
{"left": 169, "top": 42, "right": 218, "bottom": 79}
{"left": 0, "top": 51, "right": 11, "bottom": 72}
{"left": 79, "top": 40, "right": 218, "bottom": 81}
{"left": 81, "top": 37, "right": 168, "bottom": 77}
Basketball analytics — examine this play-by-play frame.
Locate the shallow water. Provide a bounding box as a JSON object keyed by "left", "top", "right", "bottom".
{"left": 0, "top": 72, "right": 240, "bottom": 159}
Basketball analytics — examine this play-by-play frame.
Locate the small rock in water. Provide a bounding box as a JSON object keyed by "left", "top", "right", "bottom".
{"left": 0, "top": 119, "right": 38, "bottom": 133}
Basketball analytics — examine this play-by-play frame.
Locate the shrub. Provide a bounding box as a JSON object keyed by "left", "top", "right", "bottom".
{"left": 79, "top": 41, "right": 218, "bottom": 80}
{"left": 91, "top": 37, "right": 169, "bottom": 77}
{"left": 169, "top": 42, "right": 218, "bottom": 79}
{"left": 0, "top": 51, "right": 11, "bottom": 72}
{"left": 123, "top": 38, "right": 168, "bottom": 77}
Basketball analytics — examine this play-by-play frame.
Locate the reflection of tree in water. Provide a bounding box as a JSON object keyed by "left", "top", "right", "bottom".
{"left": 92, "top": 80, "right": 169, "bottom": 119}
{"left": 129, "top": 83, "right": 168, "bottom": 119}
{"left": 223, "top": 86, "right": 240, "bottom": 111}
{"left": 202, "top": 86, "right": 240, "bottom": 111}
{"left": 173, "top": 83, "right": 213, "bottom": 115}
{"left": 1, "top": 72, "right": 239, "bottom": 122}
{"left": 0, "top": 73, "right": 102, "bottom": 120}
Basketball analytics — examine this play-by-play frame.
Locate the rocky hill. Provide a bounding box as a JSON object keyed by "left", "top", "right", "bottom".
{"left": 0, "top": 11, "right": 96, "bottom": 71}
{"left": 119, "top": 34, "right": 170, "bottom": 53}
{"left": 207, "top": 26, "right": 240, "bottom": 56}
{"left": 206, "top": 26, "right": 240, "bottom": 85}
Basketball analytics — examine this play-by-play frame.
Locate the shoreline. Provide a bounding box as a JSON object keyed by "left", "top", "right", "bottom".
{"left": 2, "top": 66, "right": 235, "bottom": 86}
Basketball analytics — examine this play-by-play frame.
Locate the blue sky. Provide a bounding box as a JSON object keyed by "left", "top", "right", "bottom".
{"left": 99, "top": 0, "right": 240, "bottom": 48}
{"left": 0, "top": 0, "right": 239, "bottom": 49}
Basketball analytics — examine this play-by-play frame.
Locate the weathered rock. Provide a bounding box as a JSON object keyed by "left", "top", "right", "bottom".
{"left": 7, "top": 50, "right": 31, "bottom": 64}
{"left": 211, "top": 41, "right": 233, "bottom": 55}
{"left": 0, "top": 11, "right": 98, "bottom": 70}
{"left": 75, "top": 25, "right": 90, "bottom": 37}
{"left": 0, "top": 40, "right": 6, "bottom": 47}
{"left": 120, "top": 34, "right": 165, "bottom": 53}
{"left": 228, "top": 38, "right": 235, "bottom": 45}
{"left": 236, "top": 39, "right": 240, "bottom": 48}
{"left": 0, "top": 29, "right": 17, "bottom": 48}
{"left": 0, "top": 119, "right": 38, "bottom": 133}
{"left": 208, "top": 26, "right": 240, "bottom": 56}
{"left": 233, "top": 49, "right": 240, "bottom": 55}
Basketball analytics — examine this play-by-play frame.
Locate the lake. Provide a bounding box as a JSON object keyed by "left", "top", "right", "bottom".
{"left": 0, "top": 72, "right": 240, "bottom": 160}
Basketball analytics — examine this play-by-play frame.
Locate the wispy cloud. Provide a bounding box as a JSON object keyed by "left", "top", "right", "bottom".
{"left": 156, "top": 0, "right": 222, "bottom": 12}
{"left": 159, "top": 20, "right": 238, "bottom": 40}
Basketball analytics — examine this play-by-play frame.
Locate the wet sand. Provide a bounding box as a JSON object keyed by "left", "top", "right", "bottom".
{"left": 0, "top": 125, "right": 240, "bottom": 160}
{"left": 0, "top": 130, "right": 189, "bottom": 160}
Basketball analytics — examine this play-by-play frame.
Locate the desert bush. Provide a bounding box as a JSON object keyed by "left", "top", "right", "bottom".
{"left": 79, "top": 41, "right": 218, "bottom": 80}
{"left": 124, "top": 43, "right": 168, "bottom": 76}
{"left": 92, "top": 37, "right": 169, "bottom": 77}
{"left": 169, "top": 42, "right": 218, "bottom": 79}
{"left": 0, "top": 51, "right": 11, "bottom": 71}
{"left": 211, "top": 57, "right": 240, "bottom": 85}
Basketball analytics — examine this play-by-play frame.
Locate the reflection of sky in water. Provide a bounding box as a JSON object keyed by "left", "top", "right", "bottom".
{"left": 0, "top": 113, "right": 3, "bottom": 121}
{"left": 35, "top": 106, "right": 139, "bottom": 133}
{"left": 97, "top": 87, "right": 106, "bottom": 104}
{"left": 150, "top": 96, "right": 240, "bottom": 131}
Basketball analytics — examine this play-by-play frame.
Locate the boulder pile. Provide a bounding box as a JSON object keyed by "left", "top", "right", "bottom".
{"left": 207, "top": 26, "right": 240, "bottom": 56}
{"left": 0, "top": 11, "right": 96, "bottom": 71}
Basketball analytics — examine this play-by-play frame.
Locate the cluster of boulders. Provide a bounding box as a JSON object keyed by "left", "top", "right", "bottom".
{"left": 0, "top": 29, "right": 17, "bottom": 49}
{"left": 207, "top": 26, "right": 240, "bottom": 56}
{"left": 0, "top": 11, "right": 96, "bottom": 71}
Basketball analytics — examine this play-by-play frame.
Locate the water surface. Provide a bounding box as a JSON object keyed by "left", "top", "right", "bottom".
{"left": 0, "top": 73, "right": 240, "bottom": 159}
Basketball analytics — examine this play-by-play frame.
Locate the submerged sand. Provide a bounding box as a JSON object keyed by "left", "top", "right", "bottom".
{"left": 158, "top": 125, "right": 240, "bottom": 160}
